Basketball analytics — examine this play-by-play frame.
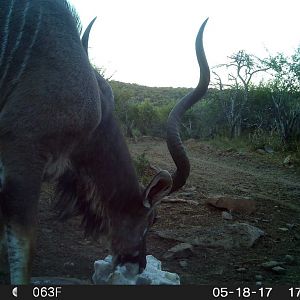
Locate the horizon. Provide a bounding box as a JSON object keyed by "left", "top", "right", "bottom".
{"left": 69, "top": 0, "right": 300, "bottom": 88}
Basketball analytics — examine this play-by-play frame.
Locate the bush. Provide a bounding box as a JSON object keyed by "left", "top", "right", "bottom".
{"left": 133, "top": 152, "right": 151, "bottom": 186}
{"left": 248, "top": 128, "right": 283, "bottom": 151}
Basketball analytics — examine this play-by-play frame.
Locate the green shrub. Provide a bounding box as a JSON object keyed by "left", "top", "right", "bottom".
{"left": 248, "top": 128, "right": 283, "bottom": 151}
{"left": 133, "top": 152, "right": 151, "bottom": 185}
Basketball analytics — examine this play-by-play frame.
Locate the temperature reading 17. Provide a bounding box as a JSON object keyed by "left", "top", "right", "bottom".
{"left": 289, "top": 288, "right": 300, "bottom": 298}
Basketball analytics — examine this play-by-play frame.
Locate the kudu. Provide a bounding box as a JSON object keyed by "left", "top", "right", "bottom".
{"left": 0, "top": 0, "right": 210, "bottom": 284}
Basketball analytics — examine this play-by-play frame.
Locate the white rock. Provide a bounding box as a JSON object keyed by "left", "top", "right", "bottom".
{"left": 278, "top": 227, "right": 289, "bottom": 232}
{"left": 222, "top": 211, "right": 233, "bottom": 220}
{"left": 255, "top": 274, "right": 263, "bottom": 281}
{"left": 92, "top": 255, "right": 180, "bottom": 285}
{"left": 272, "top": 266, "right": 286, "bottom": 274}
{"left": 261, "top": 261, "right": 282, "bottom": 269}
{"left": 179, "top": 260, "right": 188, "bottom": 268}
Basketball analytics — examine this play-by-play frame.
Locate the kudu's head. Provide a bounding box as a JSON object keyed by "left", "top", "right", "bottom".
{"left": 108, "top": 170, "right": 172, "bottom": 272}
{"left": 81, "top": 18, "right": 210, "bottom": 273}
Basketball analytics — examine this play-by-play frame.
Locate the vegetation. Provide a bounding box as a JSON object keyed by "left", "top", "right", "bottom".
{"left": 103, "top": 47, "right": 300, "bottom": 165}
{"left": 133, "top": 152, "right": 152, "bottom": 186}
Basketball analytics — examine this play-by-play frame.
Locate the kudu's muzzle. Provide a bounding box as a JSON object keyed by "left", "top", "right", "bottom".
{"left": 113, "top": 239, "right": 147, "bottom": 274}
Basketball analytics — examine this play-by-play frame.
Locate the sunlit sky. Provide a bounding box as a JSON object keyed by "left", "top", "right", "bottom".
{"left": 69, "top": 0, "right": 300, "bottom": 88}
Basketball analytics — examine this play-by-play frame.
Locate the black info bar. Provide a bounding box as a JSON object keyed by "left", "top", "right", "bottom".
{"left": 0, "top": 285, "right": 297, "bottom": 300}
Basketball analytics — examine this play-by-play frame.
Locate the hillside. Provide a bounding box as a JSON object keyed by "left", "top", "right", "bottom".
{"left": 110, "top": 80, "right": 193, "bottom": 105}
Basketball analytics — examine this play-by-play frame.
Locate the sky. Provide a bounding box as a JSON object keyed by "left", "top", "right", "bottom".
{"left": 68, "top": 0, "right": 300, "bottom": 88}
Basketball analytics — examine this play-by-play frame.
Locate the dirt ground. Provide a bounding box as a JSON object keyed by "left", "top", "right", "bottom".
{"left": 7, "top": 138, "right": 300, "bottom": 285}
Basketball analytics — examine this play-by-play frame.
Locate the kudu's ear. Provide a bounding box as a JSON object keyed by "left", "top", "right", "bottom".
{"left": 143, "top": 170, "right": 172, "bottom": 209}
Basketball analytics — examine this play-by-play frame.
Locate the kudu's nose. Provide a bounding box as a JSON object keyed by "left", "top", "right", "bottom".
{"left": 113, "top": 251, "right": 146, "bottom": 274}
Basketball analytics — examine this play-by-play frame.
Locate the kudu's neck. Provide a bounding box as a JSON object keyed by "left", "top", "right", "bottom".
{"left": 85, "top": 112, "right": 142, "bottom": 212}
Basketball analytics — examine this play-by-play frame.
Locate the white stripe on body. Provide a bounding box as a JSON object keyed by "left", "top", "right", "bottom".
{"left": 0, "top": 0, "right": 15, "bottom": 67}
{"left": 0, "top": 0, "right": 30, "bottom": 89}
{"left": 12, "top": 6, "right": 43, "bottom": 87}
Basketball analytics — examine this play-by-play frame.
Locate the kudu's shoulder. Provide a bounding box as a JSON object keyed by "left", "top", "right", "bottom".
{"left": 0, "top": 0, "right": 102, "bottom": 135}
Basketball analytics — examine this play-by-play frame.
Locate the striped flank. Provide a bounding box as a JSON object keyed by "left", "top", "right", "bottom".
{"left": 0, "top": 0, "right": 15, "bottom": 68}
{"left": 0, "top": 0, "right": 43, "bottom": 106}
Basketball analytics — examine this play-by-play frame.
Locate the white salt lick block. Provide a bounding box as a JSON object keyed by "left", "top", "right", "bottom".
{"left": 92, "top": 255, "right": 180, "bottom": 285}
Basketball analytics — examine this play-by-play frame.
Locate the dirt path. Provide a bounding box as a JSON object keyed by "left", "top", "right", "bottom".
{"left": 3, "top": 138, "right": 298, "bottom": 285}
{"left": 132, "top": 139, "right": 300, "bottom": 209}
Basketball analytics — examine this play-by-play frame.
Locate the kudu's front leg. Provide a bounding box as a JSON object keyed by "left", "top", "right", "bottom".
{"left": 0, "top": 166, "right": 9, "bottom": 283}
{"left": 0, "top": 145, "right": 44, "bottom": 284}
{"left": 5, "top": 221, "right": 36, "bottom": 285}
{"left": 0, "top": 213, "right": 9, "bottom": 283}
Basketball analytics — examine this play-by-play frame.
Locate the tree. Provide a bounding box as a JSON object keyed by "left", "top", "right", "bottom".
{"left": 111, "top": 82, "right": 136, "bottom": 137}
{"left": 264, "top": 48, "right": 300, "bottom": 145}
{"left": 212, "top": 50, "right": 269, "bottom": 138}
{"left": 93, "top": 65, "right": 114, "bottom": 81}
{"left": 212, "top": 71, "right": 242, "bottom": 138}
{"left": 134, "top": 100, "right": 159, "bottom": 135}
